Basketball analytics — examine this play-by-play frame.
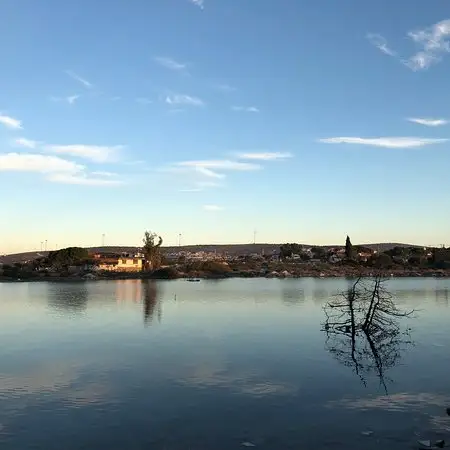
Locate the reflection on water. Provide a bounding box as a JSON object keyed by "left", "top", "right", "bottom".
{"left": 322, "top": 277, "right": 415, "bottom": 392}
{"left": 143, "top": 280, "right": 162, "bottom": 326}
{"left": 1, "top": 277, "right": 450, "bottom": 450}
{"left": 47, "top": 283, "right": 89, "bottom": 316}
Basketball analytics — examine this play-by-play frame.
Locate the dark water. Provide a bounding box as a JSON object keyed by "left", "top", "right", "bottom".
{"left": 0, "top": 278, "right": 450, "bottom": 449}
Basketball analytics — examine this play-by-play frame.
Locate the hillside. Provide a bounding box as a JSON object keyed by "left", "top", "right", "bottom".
{"left": 1, "top": 242, "right": 422, "bottom": 264}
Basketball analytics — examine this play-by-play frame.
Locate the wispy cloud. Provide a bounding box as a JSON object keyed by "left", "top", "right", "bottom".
{"left": 91, "top": 171, "right": 118, "bottom": 177}
{"left": 13, "top": 137, "right": 38, "bottom": 149}
{"left": 368, "top": 20, "right": 450, "bottom": 71}
{"left": 178, "top": 159, "right": 260, "bottom": 173}
{"left": 407, "top": 117, "right": 449, "bottom": 127}
{"left": 0, "top": 114, "right": 22, "bottom": 130}
{"left": 154, "top": 57, "right": 187, "bottom": 71}
{"left": 195, "top": 166, "right": 226, "bottom": 179}
{"left": 405, "top": 19, "right": 450, "bottom": 71}
{"left": 319, "top": 136, "right": 448, "bottom": 148}
{"left": 0, "top": 153, "right": 83, "bottom": 174}
{"left": 231, "top": 106, "right": 259, "bottom": 113}
{"left": 215, "top": 83, "right": 236, "bottom": 92}
{"left": 136, "top": 97, "right": 152, "bottom": 105}
{"left": 65, "top": 70, "right": 93, "bottom": 89}
{"left": 203, "top": 205, "right": 223, "bottom": 212}
{"left": 46, "top": 144, "right": 122, "bottom": 162}
{"left": 166, "top": 94, "right": 204, "bottom": 107}
{"left": 190, "top": 0, "right": 204, "bottom": 9}
{"left": 46, "top": 173, "right": 123, "bottom": 186}
{"left": 366, "top": 33, "right": 397, "bottom": 56}
{"left": 237, "top": 152, "right": 293, "bottom": 161}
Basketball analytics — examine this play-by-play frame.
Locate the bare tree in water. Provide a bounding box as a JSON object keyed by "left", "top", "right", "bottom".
{"left": 322, "top": 275, "right": 415, "bottom": 392}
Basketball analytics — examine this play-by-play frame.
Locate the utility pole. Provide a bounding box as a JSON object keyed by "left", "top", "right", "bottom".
{"left": 102, "top": 234, "right": 105, "bottom": 247}
{"left": 40, "top": 241, "right": 43, "bottom": 252}
{"left": 253, "top": 229, "right": 257, "bottom": 245}
{"left": 44, "top": 240, "right": 47, "bottom": 252}
{"left": 178, "top": 233, "right": 182, "bottom": 247}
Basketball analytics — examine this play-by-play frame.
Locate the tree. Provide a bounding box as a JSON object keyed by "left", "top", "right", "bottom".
{"left": 47, "top": 247, "right": 88, "bottom": 269}
{"left": 345, "top": 235, "right": 354, "bottom": 259}
{"left": 142, "top": 231, "right": 163, "bottom": 271}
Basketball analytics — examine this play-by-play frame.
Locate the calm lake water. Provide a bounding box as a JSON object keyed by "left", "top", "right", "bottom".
{"left": 0, "top": 278, "right": 450, "bottom": 449}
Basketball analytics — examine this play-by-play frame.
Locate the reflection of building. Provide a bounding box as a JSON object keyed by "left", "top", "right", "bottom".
{"left": 115, "top": 280, "right": 143, "bottom": 303}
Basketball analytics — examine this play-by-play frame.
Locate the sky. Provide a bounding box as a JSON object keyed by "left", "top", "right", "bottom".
{"left": 1, "top": 0, "right": 450, "bottom": 253}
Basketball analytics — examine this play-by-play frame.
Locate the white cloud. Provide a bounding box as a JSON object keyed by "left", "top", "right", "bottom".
{"left": 136, "top": 97, "right": 152, "bottom": 105}
{"left": 405, "top": 19, "right": 450, "bottom": 70}
{"left": 366, "top": 33, "right": 397, "bottom": 56}
{"left": 154, "top": 57, "right": 187, "bottom": 71}
{"left": 203, "top": 205, "right": 223, "bottom": 212}
{"left": 237, "top": 152, "right": 293, "bottom": 161}
{"left": 178, "top": 159, "right": 260, "bottom": 172}
{"left": 65, "top": 70, "right": 93, "bottom": 88}
{"left": 46, "top": 144, "right": 122, "bottom": 162}
{"left": 190, "top": 0, "right": 204, "bottom": 9}
{"left": 232, "top": 106, "right": 259, "bottom": 113}
{"left": 90, "top": 171, "right": 118, "bottom": 177}
{"left": 0, "top": 114, "right": 22, "bottom": 130}
{"left": 46, "top": 173, "right": 123, "bottom": 186}
{"left": 407, "top": 117, "right": 449, "bottom": 127}
{"left": 14, "top": 137, "right": 38, "bottom": 149}
{"left": 0, "top": 153, "right": 83, "bottom": 173}
{"left": 180, "top": 188, "right": 202, "bottom": 192}
{"left": 319, "top": 136, "right": 448, "bottom": 148}
{"left": 166, "top": 94, "right": 204, "bottom": 107}
{"left": 195, "top": 166, "right": 225, "bottom": 179}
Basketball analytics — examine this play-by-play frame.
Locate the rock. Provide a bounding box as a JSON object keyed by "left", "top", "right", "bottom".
{"left": 241, "top": 442, "right": 256, "bottom": 447}
{"left": 435, "top": 440, "right": 445, "bottom": 448}
{"left": 418, "top": 440, "right": 431, "bottom": 448}
{"left": 446, "top": 407, "right": 450, "bottom": 416}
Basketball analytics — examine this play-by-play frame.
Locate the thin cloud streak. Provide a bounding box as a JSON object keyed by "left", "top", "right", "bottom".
{"left": 154, "top": 57, "right": 187, "bottom": 71}
{"left": 232, "top": 106, "right": 260, "bottom": 113}
{"left": 166, "top": 94, "right": 204, "bottom": 106}
{"left": 0, "top": 114, "right": 22, "bottom": 130}
{"left": 46, "top": 144, "right": 122, "bottom": 162}
{"left": 237, "top": 152, "right": 293, "bottom": 161}
{"left": 319, "top": 137, "right": 448, "bottom": 148}
{"left": 178, "top": 160, "right": 260, "bottom": 171}
{"left": 65, "top": 70, "right": 93, "bottom": 88}
{"left": 14, "top": 138, "right": 38, "bottom": 149}
{"left": 0, "top": 153, "right": 83, "bottom": 173}
{"left": 407, "top": 118, "right": 448, "bottom": 127}
{"left": 46, "top": 173, "right": 123, "bottom": 186}
{"left": 366, "top": 33, "right": 397, "bottom": 56}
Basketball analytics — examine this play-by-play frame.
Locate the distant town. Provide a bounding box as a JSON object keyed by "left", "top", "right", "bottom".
{"left": 1, "top": 232, "right": 450, "bottom": 282}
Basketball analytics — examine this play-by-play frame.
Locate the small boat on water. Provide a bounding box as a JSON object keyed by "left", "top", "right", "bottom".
{"left": 187, "top": 278, "right": 201, "bottom": 282}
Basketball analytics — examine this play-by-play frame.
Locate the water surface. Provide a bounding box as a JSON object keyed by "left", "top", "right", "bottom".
{"left": 1, "top": 278, "right": 450, "bottom": 449}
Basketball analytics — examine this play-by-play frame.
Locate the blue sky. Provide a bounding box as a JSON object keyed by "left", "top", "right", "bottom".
{"left": 1, "top": 0, "right": 450, "bottom": 253}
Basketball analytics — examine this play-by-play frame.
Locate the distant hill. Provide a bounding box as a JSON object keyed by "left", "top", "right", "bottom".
{"left": 1, "top": 242, "right": 424, "bottom": 264}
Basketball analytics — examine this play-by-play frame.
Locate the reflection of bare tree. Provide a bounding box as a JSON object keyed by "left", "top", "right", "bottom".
{"left": 322, "top": 276, "right": 415, "bottom": 393}
{"left": 142, "top": 280, "right": 162, "bottom": 326}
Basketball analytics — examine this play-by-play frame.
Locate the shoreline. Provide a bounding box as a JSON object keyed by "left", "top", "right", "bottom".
{"left": 1, "top": 267, "right": 450, "bottom": 283}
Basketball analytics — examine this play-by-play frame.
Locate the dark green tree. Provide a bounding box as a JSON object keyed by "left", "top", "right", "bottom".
{"left": 47, "top": 247, "right": 88, "bottom": 269}
{"left": 345, "top": 235, "right": 354, "bottom": 259}
{"left": 142, "top": 231, "right": 163, "bottom": 271}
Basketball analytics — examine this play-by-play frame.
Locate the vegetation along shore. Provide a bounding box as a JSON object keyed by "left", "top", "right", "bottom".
{"left": 2, "top": 232, "right": 450, "bottom": 282}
